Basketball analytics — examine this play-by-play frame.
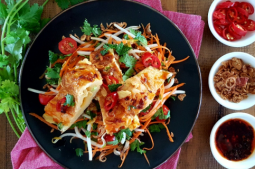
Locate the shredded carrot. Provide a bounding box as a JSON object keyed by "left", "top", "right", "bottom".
{"left": 162, "top": 122, "right": 174, "bottom": 142}
{"left": 43, "top": 91, "right": 57, "bottom": 95}
{"left": 130, "top": 119, "right": 151, "bottom": 143}
{"left": 172, "top": 56, "right": 190, "bottom": 64}
{"left": 29, "top": 113, "right": 58, "bottom": 130}
{"left": 68, "top": 55, "right": 84, "bottom": 68}
{"left": 79, "top": 48, "right": 95, "bottom": 51}
{"left": 143, "top": 153, "right": 150, "bottom": 166}
{"left": 148, "top": 122, "right": 174, "bottom": 142}
{"left": 140, "top": 87, "right": 177, "bottom": 122}
{"left": 92, "top": 147, "right": 98, "bottom": 158}
{"left": 59, "top": 48, "right": 79, "bottom": 77}
{"left": 79, "top": 41, "right": 93, "bottom": 47}
{"left": 108, "top": 36, "right": 113, "bottom": 44}
{"left": 143, "top": 128, "right": 154, "bottom": 151}
{"left": 118, "top": 148, "right": 130, "bottom": 168}
{"left": 51, "top": 57, "right": 68, "bottom": 68}
{"left": 104, "top": 29, "right": 119, "bottom": 33}
{"left": 74, "top": 118, "right": 86, "bottom": 123}
{"left": 134, "top": 60, "right": 145, "bottom": 72}
{"left": 164, "top": 83, "right": 185, "bottom": 93}
{"left": 96, "top": 145, "right": 119, "bottom": 151}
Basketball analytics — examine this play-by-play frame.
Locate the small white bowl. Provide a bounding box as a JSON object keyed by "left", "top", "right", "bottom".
{"left": 208, "top": 52, "right": 255, "bottom": 110}
{"left": 210, "top": 113, "right": 255, "bottom": 169}
{"left": 208, "top": 0, "right": 255, "bottom": 47}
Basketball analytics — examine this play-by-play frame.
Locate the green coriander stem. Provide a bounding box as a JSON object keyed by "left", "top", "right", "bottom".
{"left": 15, "top": 104, "right": 26, "bottom": 132}
{"left": 1, "top": 0, "right": 24, "bottom": 55}
{"left": 7, "top": 0, "right": 29, "bottom": 35}
{"left": 14, "top": 63, "right": 17, "bottom": 83}
{"left": 5, "top": 112, "right": 20, "bottom": 138}
{"left": 42, "top": 0, "right": 50, "bottom": 7}
{"left": 10, "top": 107, "right": 23, "bottom": 133}
{"left": 1, "top": 15, "right": 10, "bottom": 55}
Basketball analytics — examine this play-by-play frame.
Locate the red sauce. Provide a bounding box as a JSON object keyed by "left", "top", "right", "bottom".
{"left": 215, "top": 119, "right": 255, "bottom": 161}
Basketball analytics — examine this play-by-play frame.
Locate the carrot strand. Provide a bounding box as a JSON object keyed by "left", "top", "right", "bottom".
{"left": 172, "top": 56, "right": 190, "bottom": 64}
{"left": 29, "top": 113, "right": 58, "bottom": 130}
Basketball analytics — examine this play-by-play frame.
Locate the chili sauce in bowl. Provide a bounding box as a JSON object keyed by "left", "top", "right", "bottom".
{"left": 215, "top": 119, "right": 255, "bottom": 161}
{"left": 210, "top": 113, "right": 255, "bottom": 169}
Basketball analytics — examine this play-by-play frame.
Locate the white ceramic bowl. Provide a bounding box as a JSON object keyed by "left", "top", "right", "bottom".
{"left": 208, "top": 52, "right": 255, "bottom": 110}
{"left": 210, "top": 113, "right": 255, "bottom": 169}
{"left": 208, "top": 0, "right": 255, "bottom": 47}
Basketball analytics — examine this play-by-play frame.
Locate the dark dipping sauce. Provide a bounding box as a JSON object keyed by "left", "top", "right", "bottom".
{"left": 215, "top": 119, "right": 255, "bottom": 161}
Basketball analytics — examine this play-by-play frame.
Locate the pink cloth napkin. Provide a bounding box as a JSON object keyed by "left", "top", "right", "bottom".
{"left": 11, "top": 0, "right": 204, "bottom": 169}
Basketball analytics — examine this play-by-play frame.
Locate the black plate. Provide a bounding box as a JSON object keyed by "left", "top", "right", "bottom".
{"left": 19, "top": 0, "right": 202, "bottom": 168}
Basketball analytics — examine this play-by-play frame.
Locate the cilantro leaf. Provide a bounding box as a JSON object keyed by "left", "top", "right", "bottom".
{"left": 64, "top": 94, "right": 75, "bottom": 106}
{"left": 140, "top": 104, "right": 151, "bottom": 113}
{"left": 18, "top": 3, "right": 44, "bottom": 33}
{"left": 129, "top": 29, "right": 147, "bottom": 46}
{"left": 152, "top": 107, "right": 170, "bottom": 120}
{"left": 45, "top": 66, "right": 60, "bottom": 79}
{"left": 123, "top": 34, "right": 129, "bottom": 40}
{"left": 171, "top": 96, "right": 176, "bottom": 101}
{"left": 92, "top": 25, "right": 102, "bottom": 37}
{"left": 55, "top": 0, "right": 70, "bottom": 10}
{"left": 108, "top": 84, "right": 122, "bottom": 92}
{"left": 69, "top": 0, "right": 84, "bottom": 5}
{"left": 45, "top": 63, "right": 61, "bottom": 85}
{"left": 167, "top": 76, "right": 172, "bottom": 83}
{"left": 93, "top": 123, "right": 97, "bottom": 130}
{"left": 85, "top": 130, "right": 91, "bottom": 138}
{"left": 75, "top": 148, "right": 84, "bottom": 157}
{"left": 128, "top": 105, "right": 136, "bottom": 111}
{"left": 115, "top": 42, "right": 132, "bottom": 56}
{"left": 134, "top": 32, "right": 147, "bottom": 46}
{"left": 85, "top": 110, "right": 96, "bottom": 119}
{"left": 149, "top": 123, "right": 165, "bottom": 133}
{"left": 57, "top": 123, "right": 63, "bottom": 130}
{"left": 0, "top": 54, "right": 8, "bottom": 68}
{"left": 91, "top": 131, "right": 98, "bottom": 136}
{"left": 119, "top": 53, "right": 137, "bottom": 68}
{"left": 81, "top": 19, "right": 101, "bottom": 37}
{"left": 107, "top": 139, "right": 119, "bottom": 145}
{"left": 49, "top": 50, "right": 59, "bottom": 63}
{"left": 100, "top": 44, "right": 114, "bottom": 55}
{"left": 123, "top": 67, "right": 135, "bottom": 81}
{"left": 130, "top": 140, "right": 146, "bottom": 154}
{"left": 70, "top": 120, "right": 87, "bottom": 129}
{"left": 81, "top": 19, "right": 92, "bottom": 35}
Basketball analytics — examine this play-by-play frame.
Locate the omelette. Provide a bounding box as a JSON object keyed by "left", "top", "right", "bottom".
{"left": 43, "top": 58, "right": 102, "bottom": 132}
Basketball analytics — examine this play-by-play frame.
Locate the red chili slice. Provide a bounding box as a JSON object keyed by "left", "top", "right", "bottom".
{"left": 103, "top": 75, "right": 119, "bottom": 85}
{"left": 223, "top": 28, "right": 238, "bottom": 41}
{"left": 214, "top": 18, "right": 229, "bottom": 26}
{"left": 243, "top": 19, "right": 255, "bottom": 31}
{"left": 240, "top": 2, "right": 254, "bottom": 15}
{"left": 56, "top": 97, "right": 68, "bottom": 113}
{"left": 233, "top": 2, "right": 241, "bottom": 8}
{"left": 230, "top": 22, "right": 247, "bottom": 36}
{"left": 58, "top": 38, "right": 77, "bottom": 55}
{"left": 141, "top": 52, "right": 160, "bottom": 69}
{"left": 104, "top": 92, "right": 118, "bottom": 111}
{"left": 226, "top": 7, "right": 238, "bottom": 22}
{"left": 216, "top": 1, "right": 234, "bottom": 9}
{"left": 236, "top": 14, "right": 247, "bottom": 24}
{"left": 213, "top": 11, "right": 225, "bottom": 20}
{"left": 228, "top": 24, "right": 242, "bottom": 39}
{"left": 213, "top": 23, "right": 224, "bottom": 37}
{"left": 236, "top": 7, "right": 249, "bottom": 17}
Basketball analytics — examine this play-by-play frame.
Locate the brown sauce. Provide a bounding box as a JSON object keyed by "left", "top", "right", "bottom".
{"left": 215, "top": 119, "right": 255, "bottom": 161}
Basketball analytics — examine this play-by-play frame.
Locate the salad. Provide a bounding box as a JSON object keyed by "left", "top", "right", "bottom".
{"left": 28, "top": 19, "right": 188, "bottom": 167}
